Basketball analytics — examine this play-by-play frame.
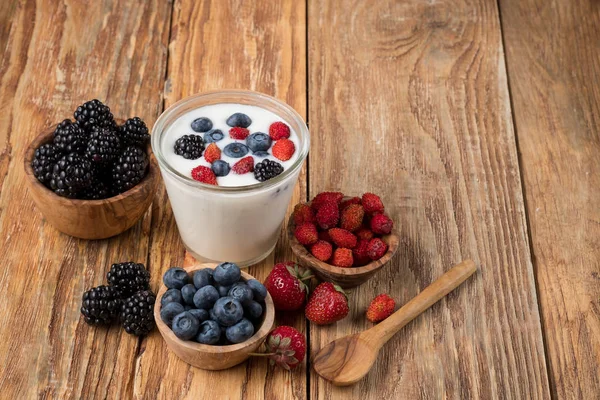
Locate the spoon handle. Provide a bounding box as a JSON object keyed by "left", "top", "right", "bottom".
{"left": 369, "top": 260, "right": 477, "bottom": 345}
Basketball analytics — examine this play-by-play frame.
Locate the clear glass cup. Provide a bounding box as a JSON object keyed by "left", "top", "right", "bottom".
{"left": 151, "top": 90, "right": 309, "bottom": 267}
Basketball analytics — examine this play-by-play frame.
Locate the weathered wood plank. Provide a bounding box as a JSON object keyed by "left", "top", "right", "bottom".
{"left": 133, "top": 0, "right": 308, "bottom": 398}
{"left": 308, "top": 0, "right": 550, "bottom": 398}
{"left": 499, "top": 0, "right": 600, "bottom": 398}
{"left": 0, "top": 0, "right": 171, "bottom": 398}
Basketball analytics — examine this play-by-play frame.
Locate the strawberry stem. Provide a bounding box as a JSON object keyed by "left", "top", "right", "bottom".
{"left": 300, "top": 275, "right": 314, "bottom": 281}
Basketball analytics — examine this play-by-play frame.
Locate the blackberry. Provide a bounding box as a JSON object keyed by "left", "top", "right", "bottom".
{"left": 111, "top": 146, "right": 148, "bottom": 193}
{"left": 254, "top": 159, "right": 284, "bottom": 182}
{"left": 86, "top": 126, "right": 121, "bottom": 165}
{"left": 74, "top": 99, "right": 115, "bottom": 132}
{"left": 50, "top": 153, "right": 93, "bottom": 198}
{"left": 53, "top": 119, "right": 88, "bottom": 155}
{"left": 107, "top": 262, "right": 150, "bottom": 297}
{"left": 81, "top": 285, "right": 123, "bottom": 325}
{"left": 32, "top": 143, "right": 60, "bottom": 185}
{"left": 174, "top": 134, "right": 204, "bottom": 159}
{"left": 121, "top": 290, "right": 156, "bottom": 336}
{"left": 119, "top": 117, "right": 150, "bottom": 147}
{"left": 81, "top": 175, "right": 111, "bottom": 200}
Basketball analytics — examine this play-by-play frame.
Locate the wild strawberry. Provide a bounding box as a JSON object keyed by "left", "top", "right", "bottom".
{"left": 318, "top": 230, "right": 332, "bottom": 243}
{"left": 366, "top": 294, "right": 395, "bottom": 323}
{"left": 294, "top": 223, "right": 318, "bottom": 245}
{"left": 229, "top": 127, "right": 250, "bottom": 140}
{"left": 328, "top": 228, "right": 357, "bottom": 248}
{"left": 204, "top": 143, "right": 221, "bottom": 163}
{"left": 355, "top": 226, "right": 375, "bottom": 241}
{"left": 232, "top": 156, "right": 254, "bottom": 174}
{"left": 311, "top": 191, "right": 344, "bottom": 210}
{"left": 305, "top": 282, "right": 349, "bottom": 324}
{"left": 331, "top": 248, "right": 353, "bottom": 268}
{"left": 340, "top": 204, "right": 364, "bottom": 231}
{"left": 340, "top": 196, "right": 361, "bottom": 211}
{"left": 191, "top": 165, "right": 217, "bottom": 185}
{"left": 367, "top": 238, "right": 388, "bottom": 260}
{"left": 370, "top": 213, "right": 393, "bottom": 235}
{"left": 254, "top": 326, "right": 306, "bottom": 370}
{"left": 272, "top": 138, "right": 295, "bottom": 161}
{"left": 264, "top": 262, "right": 313, "bottom": 311}
{"left": 310, "top": 240, "right": 332, "bottom": 262}
{"left": 269, "top": 121, "right": 291, "bottom": 140}
{"left": 361, "top": 192, "right": 385, "bottom": 215}
{"left": 352, "top": 239, "right": 371, "bottom": 267}
{"left": 293, "top": 203, "right": 315, "bottom": 225}
{"left": 316, "top": 202, "right": 339, "bottom": 230}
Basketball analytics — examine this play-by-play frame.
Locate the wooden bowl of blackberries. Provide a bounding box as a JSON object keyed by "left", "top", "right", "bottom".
{"left": 154, "top": 262, "right": 275, "bottom": 370}
{"left": 24, "top": 99, "right": 159, "bottom": 239}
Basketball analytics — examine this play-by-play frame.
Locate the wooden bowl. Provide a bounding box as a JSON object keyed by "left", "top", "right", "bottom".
{"left": 288, "top": 200, "right": 399, "bottom": 288}
{"left": 24, "top": 122, "right": 159, "bottom": 239}
{"left": 154, "top": 263, "right": 275, "bottom": 370}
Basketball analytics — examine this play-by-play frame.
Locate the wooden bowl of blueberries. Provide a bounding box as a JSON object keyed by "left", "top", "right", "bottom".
{"left": 24, "top": 99, "right": 159, "bottom": 239}
{"left": 154, "top": 262, "right": 275, "bottom": 370}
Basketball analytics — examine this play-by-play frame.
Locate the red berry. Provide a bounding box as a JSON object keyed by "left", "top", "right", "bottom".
{"left": 318, "top": 230, "right": 332, "bottom": 243}
{"left": 232, "top": 156, "right": 254, "bottom": 174}
{"left": 340, "top": 196, "right": 361, "bottom": 211}
{"left": 370, "top": 213, "right": 394, "bottom": 235}
{"left": 331, "top": 248, "right": 353, "bottom": 268}
{"left": 355, "top": 226, "right": 375, "bottom": 241}
{"left": 310, "top": 240, "right": 332, "bottom": 262}
{"left": 311, "top": 192, "right": 344, "bottom": 210}
{"left": 229, "top": 127, "right": 249, "bottom": 140}
{"left": 316, "top": 202, "right": 339, "bottom": 230}
{"left": 305, "top": 282, "right": 349, "bottom": 324}
{"left": 366, "top": 294, "right": 395, "bottom": 323}
{"left": 204, "top": 143, "right": 221, "bottom": 163}
{"left": 262, "top": 326, "right": 306, "bottom": 370}
{"left": 361, "top": 192, "right": 385, "bottom": 215}
{"left": 272, "top": 138, "right": 296, "bottom": 161}
{"left": 328, "top": 228, "right": 358, "bottom": 249}
{"left": 293, "top": 203, "right": 316, "bottom": 225}
{"left": 269, "top": 121, "right": 291, "bottom": 140}
{"left": 367, "top": 238, "right": 388, "bottom": 260}
{"left": 294, "top": 223, "right": 318, "bottom": 245}
{"left": 264, "top": 262, "right": 313, "bottom": 311}
{"left": 191, "top": 165, "right": 217, "bottom": 185}
{"left": 352, "top": 239, "right": 371, "bottom": 267}
{"left": 340, "top": 204, "right": 364, "bottom": 232}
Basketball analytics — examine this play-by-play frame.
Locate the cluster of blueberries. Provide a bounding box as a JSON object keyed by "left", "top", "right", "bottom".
{"left": 160, "top": 262, "right": 267, "bottom": 345}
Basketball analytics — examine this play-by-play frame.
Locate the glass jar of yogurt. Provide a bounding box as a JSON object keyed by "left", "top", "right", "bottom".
{"left": 152, "top": 90, "right": 309, "bottom": 267}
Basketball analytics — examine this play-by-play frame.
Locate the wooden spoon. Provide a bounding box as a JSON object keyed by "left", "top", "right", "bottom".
{"left": 313, "top": 259, "right": 477, "bottom": 386}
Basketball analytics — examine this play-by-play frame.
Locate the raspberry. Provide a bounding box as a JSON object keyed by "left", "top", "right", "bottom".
{"left": 355, "top": 226, "right": 375, "bottom": 241}
{"left": 191, "top": 165, "right": 218, "bottom": 185}
{"left": 293, "top": 203, "right": 316, "bottom": 225}
{"left": 328, "top": 228, "right": 358, "bottom": 249}
{"left": 232, "top": 156, "right": 254, "bottom": 174}
{"left": 294, "top": 223, "right": 318, "bottom": 245}
{"left": 269, "top": 121, "right": 291, "bottom": 140}
{"left": 362, "top": 192, "right": 385, "bottom": 215}
{"left": 340, "top": 204, "right": 364, "bottom": 231}
{"left": 272, "top": 138, "right": 295, "bottom": 161}
{"left": 318, "top": 230, "right": 332, "bottom": 243}
{"left": 352, "top": 240, "right": 371, "bottom": 267}
{"left": 370, "top": 213, "right": 394, "bottom": 235}
{"left": 310, "top": 240, "right": 332, "bottom": 262}
{"left": 229, "top": 127, "right": 249, "bottom": 140}
{"left": 204, "top": 143, "right": 221, "bottom": 163}
{"left": 311, "top": 192, "right": 344, "bottom": 210}
{"left": 366, "top": 294, "right": 395, "bottom": 323}
{"left": 340, "top": 196, "right": 361, "bottom": 211}
{"left": 331, "top": 248, "right": 353, "bottom": 268}
{"left": 367, "top": 238, "right": 388, "bottom": 260}
{"left": 316, "top": 201, "right": 339, "bottom": 230}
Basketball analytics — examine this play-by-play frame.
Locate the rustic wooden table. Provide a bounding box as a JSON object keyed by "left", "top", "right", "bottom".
{"left": 1, "top": 0, "right": 598, "bottom": 399}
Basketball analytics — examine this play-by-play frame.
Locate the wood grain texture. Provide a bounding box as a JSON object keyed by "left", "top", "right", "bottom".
{"left": 133, "top": 0, "right": 308, "bottom": 398}
{"left": 308, "top": 0, "right": 550, "bottom": 398}
{"left": 499, "top": 0, "right": 600, "bottom": 398}
{"left": 0, "top": 0, "right": 171, "bottom": 398}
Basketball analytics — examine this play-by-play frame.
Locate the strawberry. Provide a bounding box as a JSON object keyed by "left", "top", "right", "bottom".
{"left": 366, "top": 294, "right": 395, "bottom": 323}
{"left": 352, "top": 239, "right": 371, "bottom": 267}
{"left": 361, "top": 192, "right": 385, "bottom": 215}
{"left": 331, "top": 248, "right": 353, "bottom": 267}
{"left": 191, "top": 165, "right": 217, "bottom": 185}
{"left": 370, "top": 213, "right": 393, "bottom": 235}
{"left": 294, "top": 223, "right": 318, "bottom": 245}
{"left": 318, "top": 230, "right": 332, "bottom": 243}
{"left": 328, "top": 228, "right": 357, "bottom": 249}
{"left": 229, "top": 127, "right": 249, "bottom": 140}
{"left": 272, "top": 138, "right": 295, "bottom": 161}
{"left": 339, "top": 204, "right": 364, "bottom": 232}
{"left": 316, "top": 202, "right": 339, "bottom": 230}
{"left": 305, "top": 282, "right": 349, "bottom": 325}
{"left": 311, "top": 191, "right": 344, "bottom": 210}
{"left": 355, "top": 226, "right": 375, "bottom": 241}
{"left": 269, "top": 121, "right": 291, "bottom": 140}
{"left": 264, "top": 262, "right": 313, "bottom": 311}
{"left": 293, "top": 203, "right": 316, "bottom": 225}
{"left": 340, "top": 196, "right": 361, "bottom": 211}
{"left": 254, "top": 326, "right": 306, "bottom": 370}
{"left": 310, "top": 240, "right": 332, "bottom": 262}
{"left": 367, "top": 238, "right": 388, "bottom": 260}
{"left": 204, "top": 142, "right": 221, "bottom": 163}
{"left": 232, "top": 156, "right": 254, "bottom": 174}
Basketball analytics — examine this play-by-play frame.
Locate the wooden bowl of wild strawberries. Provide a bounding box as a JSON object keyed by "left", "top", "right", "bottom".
{"left": 288, "top": 192, "right": 399, "bottom": 288}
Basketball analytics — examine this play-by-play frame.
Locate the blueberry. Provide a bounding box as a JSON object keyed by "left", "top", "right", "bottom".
{"left": 243, "top": 300, "right": 263, "bottom": 319}
{"left": 203, "top": 129, "right": 224, "bottom": 143}
{"left": 188, "top": 308, "right": 209, "bottom": 322}
{"left": 193, "top": 269, "right": 213, "bottom": 289}
{"left": 226, "top": 113, "right": 252, "bottom": 128}
{"left": 228, "top": 283, "right": 253, "bottom": 304}
{"left": 209, "top": 308, "right": 217, "bottom": 321}
{"left": 160, "top": 302, "right": 185, "bottom": 327}
{"left": 225, "top": 319, "right": 254, "bottom": 344}
{"left": 172, "top": 311, "right": 200, "bottom": 340}
{"left": 223, "top": 143, "right": 249, "bottom": 158}
{"left": 196, "top": 320, "right": 221, "bottom": 345}
{"left": 161, "top": 288, "right": 183, "bottom": 306}
{"left": 217, "top": 284, "right": 232, "bottom": 297}
{"left": 193, "top": 285, "right": 220, "bottom": 309}
{"left": 191, "top": 117, "right": 213, "bottom": 132}
{"left": 184, "top": 304, "right": 193, "bottom": 311}
{"left": 163, "top": 267, "right": 190, "bottom": 289}
{"left": 252, "top": 150, "right": 269, "bottom": 157}
{"left": 212, "top": 297, "right": 244, "bottom": 326}
{"left": 213, "top": 262, "right": 241, "bottom": 286}
{"left": 246, "top": 279, "right": 267, "bottom": 302}
{"left": 246, "top": 133, "right": 272, "bottom": 152}
{"left": 211, "top": 160, "right": 231, "bottom": 177}
{"left": 181, "top": 284, "right": 197, "bottom": 305}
